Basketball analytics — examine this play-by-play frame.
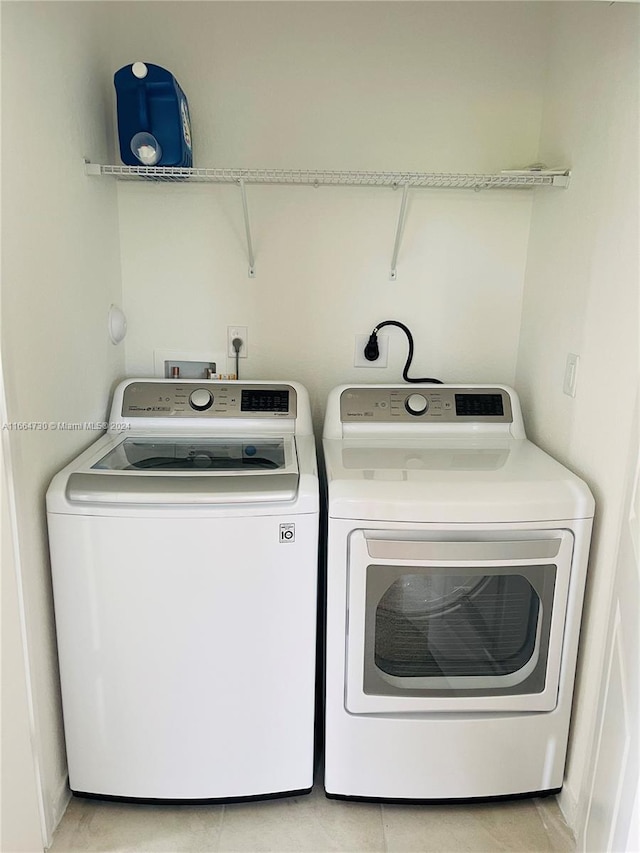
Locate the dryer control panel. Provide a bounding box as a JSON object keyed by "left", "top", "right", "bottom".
{"left": 122, "top": 382, "right": 297, "bottom": 419}
{"left": 340, "top": 387, "right": 513, "bottom": 424}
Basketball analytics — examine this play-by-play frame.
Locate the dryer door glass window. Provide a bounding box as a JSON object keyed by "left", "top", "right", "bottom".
{"left": 364, "top": 564, "right": 556, "bottom": 698}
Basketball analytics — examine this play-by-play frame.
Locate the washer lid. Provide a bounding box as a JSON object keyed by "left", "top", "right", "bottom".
{"left": 65, "top": 436, "right": 299, "bottom": 505}
{"left": 92, "top": 437, "right": 288, "bottom": 472}
{"left": 323, "top": 437, "right": 595, "bottom": 523}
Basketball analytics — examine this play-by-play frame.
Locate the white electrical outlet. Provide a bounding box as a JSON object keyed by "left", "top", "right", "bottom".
{"left": 227, "top": 326, "right": 248, "bottom": 358}
{"left": 563, "top": 353, "right": 579, "bottom": 397}
{"left": 354, "top": 334, "right": 389, "bottom": 368}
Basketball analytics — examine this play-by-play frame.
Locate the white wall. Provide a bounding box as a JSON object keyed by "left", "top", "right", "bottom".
{"left": 1, "top": 360, "right": 44, "bottom": 852}
{"left": 1, "top": 2, "right": 125, "bottom": 843}
{"left": 514, "top": 2, "right": 639, "bottom": 841}
{"left": 582, "top": 395, "right": 638, "bottom": 852}
{"left": 113, "top": 2, "right": 548, "bottom": 422}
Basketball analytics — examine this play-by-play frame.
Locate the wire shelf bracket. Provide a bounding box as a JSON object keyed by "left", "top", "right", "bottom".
{"left": 238, "top": 179, "right": 256, "bottom": 278}
{"left": 85, "top": 162, "right": 571, "bottom": 280}
{"left": 390, "top": 183, "right": 410, "bottom": 281}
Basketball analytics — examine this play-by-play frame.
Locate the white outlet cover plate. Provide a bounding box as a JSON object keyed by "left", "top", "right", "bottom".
{"left": 354, "top": 334, "right": 389, "bottom": 368}
{"left": 228, "top": 326, "right": 248, "bottom": 358}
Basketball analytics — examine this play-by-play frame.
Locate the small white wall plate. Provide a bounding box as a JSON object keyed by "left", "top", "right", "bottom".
{"left": 563, "top": 353, "right": 579, "bottom": 397}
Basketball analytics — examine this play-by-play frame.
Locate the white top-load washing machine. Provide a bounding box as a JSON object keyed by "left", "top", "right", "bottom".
{"left": 47, "top": 379, "right": 319, "bottom": 802}
{"left": 322, "top": 383, "right": 594, "bottom": 801}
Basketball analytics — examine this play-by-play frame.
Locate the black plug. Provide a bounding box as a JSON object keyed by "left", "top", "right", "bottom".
{"left": 364, "top": 331, "right": 379, "bottom": 361}
{"left": 232, "top": 337, "right": 242, "bottom": 380}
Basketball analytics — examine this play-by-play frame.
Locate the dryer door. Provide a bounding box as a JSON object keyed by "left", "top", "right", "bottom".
{"left": 345, "top": 529, "right": 574, "bottom": 713}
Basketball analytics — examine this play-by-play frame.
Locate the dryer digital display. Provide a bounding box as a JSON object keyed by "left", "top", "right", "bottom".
{"left": 455, "top": 393, "right": 505, "bottom": 417}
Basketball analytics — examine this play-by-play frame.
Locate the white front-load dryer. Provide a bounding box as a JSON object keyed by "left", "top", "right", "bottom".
{"left": 322, "top": 384, "right": 594, "bottom": 801}
{"left": 47, "top": 379, "right": 319, "bottom": 802}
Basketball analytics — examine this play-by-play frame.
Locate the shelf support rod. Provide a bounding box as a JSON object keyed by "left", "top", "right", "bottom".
{"left": 238, "top": 179, "right": 256, "bottom": 278}
{"left": 390, "top": 183, "right": 410, "bottom": 281}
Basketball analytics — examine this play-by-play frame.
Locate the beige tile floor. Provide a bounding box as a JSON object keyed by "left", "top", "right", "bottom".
{"left": 49, "top": 782, "right": 575, "bottom": 853}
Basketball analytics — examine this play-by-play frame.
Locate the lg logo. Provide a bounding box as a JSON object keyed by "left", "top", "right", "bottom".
{"left": 279, "top": 524, "right": 295, "bottom": 543}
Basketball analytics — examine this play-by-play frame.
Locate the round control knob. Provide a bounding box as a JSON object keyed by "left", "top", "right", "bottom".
{"left": 189, "top": 388, "right": 213, "bottom": 411}
{"left": 405, "top": 393, "right": 429, "bottom": 416}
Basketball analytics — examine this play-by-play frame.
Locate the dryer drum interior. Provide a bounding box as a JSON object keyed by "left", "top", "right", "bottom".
{"left": 363, "top": 561, "right": 557, "bottom": 697}
{"left": 373, "top": 572, "right": 542, "bottom": 678}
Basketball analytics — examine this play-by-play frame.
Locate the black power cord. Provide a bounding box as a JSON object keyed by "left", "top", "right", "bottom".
{"left": 364, "top": 320, "right": 442, "bottom": 384}
{"left": 232, "top": 337, "right": 242, "bottom": 380}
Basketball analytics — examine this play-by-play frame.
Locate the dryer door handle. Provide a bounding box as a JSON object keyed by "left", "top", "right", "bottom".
{"left": 365, "top": 537, "right": 562, "bottom": 562}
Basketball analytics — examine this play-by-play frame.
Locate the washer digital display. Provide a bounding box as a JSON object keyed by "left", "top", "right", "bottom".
{"left": 241, "top": 389, "right": 290, "bottom": 413}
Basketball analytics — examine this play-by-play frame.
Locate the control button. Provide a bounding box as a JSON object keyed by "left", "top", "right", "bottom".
{"left": 405, "top": 393, "right": 429, "bottom": 416}
{"left": 189, "top": 388, "right": 214, "bottom": 411}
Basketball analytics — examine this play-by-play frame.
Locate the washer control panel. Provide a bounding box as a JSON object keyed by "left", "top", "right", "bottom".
{"left": 340, "top": 387, "right": 512, "bottom": 423}
{"left": 122, "top": 383, "right": 297, "bottom": 419}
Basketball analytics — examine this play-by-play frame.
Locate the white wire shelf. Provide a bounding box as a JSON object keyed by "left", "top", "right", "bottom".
{"left": 85, "top": 162, "right": 570, "bottom": 279}
{"left": 85, "top": 162, "right": 571, "bottom": 189}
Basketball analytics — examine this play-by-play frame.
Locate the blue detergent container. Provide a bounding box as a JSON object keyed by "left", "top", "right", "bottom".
{"left": 114, "top": 62, "right": 193, "bottom": 167}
